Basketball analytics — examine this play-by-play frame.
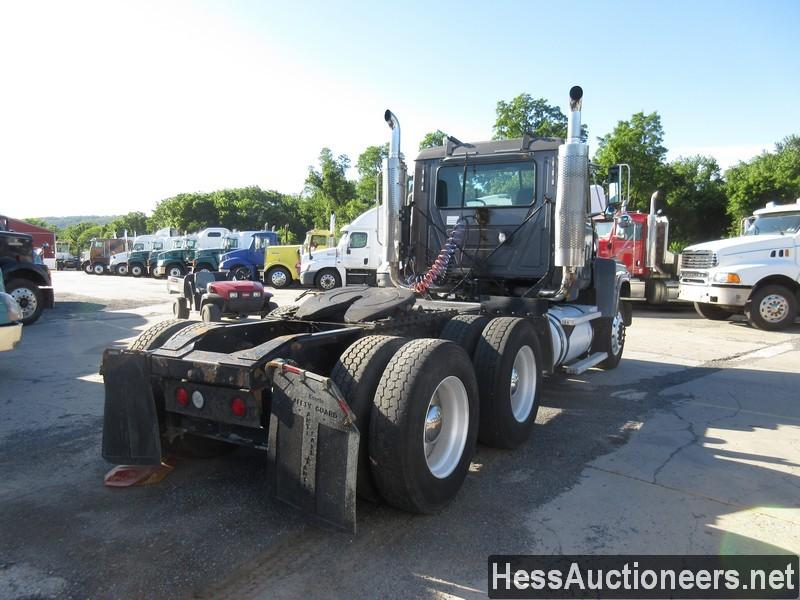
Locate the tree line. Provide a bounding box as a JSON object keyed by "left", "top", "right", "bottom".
{"left": 26, "top": 94, "right": 799, "bottom": 253}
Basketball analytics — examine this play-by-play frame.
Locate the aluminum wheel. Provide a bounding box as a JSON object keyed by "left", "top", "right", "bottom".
{"left": 168, "top": 266, "right": 183, "bottom": 278}
{"left": 116, "top": 264, "right": 128, "bottom": 276}
{"left": 424, "top": 375, "right": 469, "bottom": 479}
{"left": 759, "top": 294, "right": 789, "bottom": 323}
{"left": 610, "top": 311, "right": 624, "bottom": 356}
{"left": 10, "top": 287, "right": 37, "bottom": 320}
{"left": 130, "top": 264, "right": 143, "bottom": 277}
{"left": 509, "top": 345, "right": 536, "bottom": 423}
{"left": 93, "top": 263, "right": 105, "bottom": 275}
{"left": 270, "top": 269, "right": 288, "bottom": 288}
{"left": 318, "top": 272, "right": 337, "bottom": 290}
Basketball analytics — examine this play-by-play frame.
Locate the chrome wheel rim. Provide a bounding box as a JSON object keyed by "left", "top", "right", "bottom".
{"left": 424, "top": 375, "right": 469, "bottom": 479}
{"left": 319, "top": 273, "right": 337, "bottom": 290}
{"left": 10, "top": 288, "right": 37, "bottom": 319}
{"left": 271, "top": 270, "right": 287, "bottom": 287}
{"left": 759, "top": 294, "right": 789, "bottom": 323}
{"left": 510, "top": 345, "right": 536, "bottom": 423}
{"left": 93, "top": 264, "right": 104, "bottom": 275}
{"left": 169, "top": 266, "right": 182, "bottom": 278}
{"left": 610, "top": 311, "right": 624, "bottom": 356}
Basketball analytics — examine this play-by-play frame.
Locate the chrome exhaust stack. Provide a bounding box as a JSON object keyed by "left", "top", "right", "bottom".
{"left": 541, "top": 86, "right": 589, "bottom": 300}
{"left": 377, "top": 109, "right": 407, "bottom": 287}
{"left": 646, "top": 191, "right": 660, "bottom": 269}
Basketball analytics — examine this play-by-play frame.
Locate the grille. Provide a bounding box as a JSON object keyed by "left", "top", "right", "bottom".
{"left": 681, "top": 250, "right": 717, "bottom": 270}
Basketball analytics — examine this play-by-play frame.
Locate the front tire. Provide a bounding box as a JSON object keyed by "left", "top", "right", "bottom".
{"left": 597, "top": 306, "right": 626, "bottom": 370}
{"left": 201, "top": 303, "right": 222, "bottom": 322}
{"left": 130, "top": 263, "right": 145, "bottom": 277}
{"left": 92, "top": 263, "right": 105, "bottom": 275}
{"left": 6, "top": 279, "right": 44, "bottom": 325}
{"left": 167, "top": 264, "right": 185, "bottom": 278}
{"left": 473, "top": 317, "right": 541, "bottom": 449}
{"left": 369, "top": 339, "right": 478, "bottom": 513}
{"left": 173, "top": 298, "right": 190, "bottom": 319}
{"left": 266, "top": 266, "right": 292, "bottom": 289}
{"left": 745, "top": 285, "right": 798, "bottom": 331}
{"left": 694, "top": 302, "right": 733, "bottom": 321}
{"left": 231, "top": 266, "right": 252, "bottom": 281}
{"left": 115, "top": 263, "right": 128, "bottom": 276}
{"left": 83, "top": 262, "right": 93, "bottom": 274}
{"left": 315, "top": 268, "right": 341, "bottom": 291}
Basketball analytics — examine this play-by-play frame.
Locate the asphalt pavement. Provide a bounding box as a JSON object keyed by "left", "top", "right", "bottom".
{"left": 0, "top": 271, "right": 798, "bottom": 599}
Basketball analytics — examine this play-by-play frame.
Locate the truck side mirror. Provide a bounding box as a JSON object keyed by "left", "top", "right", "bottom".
{"left": 589, "top": 184, "right": 608, "bottom": 216}
{"left": 616, "top": 214, "right": 632, "bottom": 228}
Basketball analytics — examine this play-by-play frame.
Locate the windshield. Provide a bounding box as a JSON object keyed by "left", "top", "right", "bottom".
{"left": 436, "top": 161, "right": 535, "bottom": 208}
{"left": 254, "top": 236, "right": 271, "bottom": 251}
{"left": 223, "top": 237, "right": 239, "bottom": 250}
{"left": 186, "top": 239, "right": 196, "bottom": 250}
{"left": 91, "top": 240, "right": 104, "bottom": 248}
{"left": 133, "top": 243, "right": 145, "bottom": 251}
{"left": 595, "top": 221, "right": 614, "bottom": 238}
{"left": 744, "top": 211, "right": 800, "bottom": 235}
{"left": 170, "top": 239, "right": 183, "bottom": 249}
{"left": 152, "top": 241, "right": 163, "bottom": 251}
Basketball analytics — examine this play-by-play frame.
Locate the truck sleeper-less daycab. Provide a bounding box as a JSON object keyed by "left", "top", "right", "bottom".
{"left": 101, "top": 87, "right": 630, "bottom": 531}
{"left": 679, "top": 199, "right": 800, "bottom": 330}
{"left": 152, "top": 228, "right": 230, "bottom": 278}
{"left": 218, "top": 231, "right": 280, "bottom": 281}
{"left": 300, "top": 207, "right": 381, "bottom": 290}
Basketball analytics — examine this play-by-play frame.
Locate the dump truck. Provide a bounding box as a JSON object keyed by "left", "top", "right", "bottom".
{"left": 101, "top": 87, "right": 630, "bottom": 532}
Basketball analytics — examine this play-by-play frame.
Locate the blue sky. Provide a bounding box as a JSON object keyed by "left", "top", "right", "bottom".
{"left": 1, "top": 0, "right": 798, "bottom": 217}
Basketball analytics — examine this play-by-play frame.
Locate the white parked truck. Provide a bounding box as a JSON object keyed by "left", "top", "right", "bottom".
{"left": 108, "top": 229, "right": 174, "bottom": 276}
{"left": 299, "top": 207, "right": 381, "bottom": 290}
{"left": 679, "top": 199, "right": 800, "bottom": 330}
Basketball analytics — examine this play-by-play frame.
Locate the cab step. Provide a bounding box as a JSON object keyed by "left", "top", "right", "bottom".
{"left": 563, "top": 351, "right": 608, "bottom": 375}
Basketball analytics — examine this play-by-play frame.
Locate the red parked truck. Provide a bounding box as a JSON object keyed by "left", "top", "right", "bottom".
{"left": 595, "top": 165, "right": 678, "bottom": 304}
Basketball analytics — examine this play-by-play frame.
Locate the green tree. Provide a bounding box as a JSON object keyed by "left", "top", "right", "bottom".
{"left": 105, "top": 211, "right": 149, "bottom": 237}
{"left": 663, "top": 156, "right": 728, "bottom": 247}
{"left": 21, "top": 217, "right": 56, "bottom": 231}
{"left": 303, "top": 148, "right": 357, "bottom": 228}
{"left": 355, "top": 143, "right": 388, "bottom": 205}
{"left": 594, "top": 112, "right": 668, "bottom": 210}
{"left": 725, "top": 135, "right": 800, "bottom": 227}
{"left": 493, "top": 94, "right": 587, "bottom": 141}
{"left": 419, "top": 130, "right": 448, "bottom": 150}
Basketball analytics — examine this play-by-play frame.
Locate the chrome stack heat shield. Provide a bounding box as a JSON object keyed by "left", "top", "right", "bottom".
{"left": 554, "top": 86, "right": 589, "bottom": 268}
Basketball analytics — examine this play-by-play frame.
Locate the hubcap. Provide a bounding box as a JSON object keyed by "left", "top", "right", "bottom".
{"left": 424, "top": 375, "right": 469, "bottom": 479}
{"left": 10, "top": 288, "right": 36, "bottom": 319}
{"left": 510, "top": 345, "right": 536, "bottom": 423}
{"left": 610, "top": 311, "right": 624, "bottom": 356}
{"left": 319, "top": 273, "right": 337, "bottom": 290}
{"left": 759, "top": 294, "right": 789, "bottom": 323}
{"left": 271, "top": 270, "right": 287, "bottom": 287}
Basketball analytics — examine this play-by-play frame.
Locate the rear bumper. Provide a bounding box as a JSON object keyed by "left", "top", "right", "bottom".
{"left": 678, "top": 282, "right": 751, "bottom": 307}
{"left": 0, "top": 322, "right": 22, "bottom": 351}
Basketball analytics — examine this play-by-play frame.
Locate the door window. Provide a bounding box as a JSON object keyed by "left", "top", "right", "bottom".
{"left": 349, "top": 232, "right": 368, "bottom": 249}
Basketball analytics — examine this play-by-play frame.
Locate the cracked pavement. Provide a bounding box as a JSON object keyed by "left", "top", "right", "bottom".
{"left": 1, "top": 273, "right": 799, "bottom": 599}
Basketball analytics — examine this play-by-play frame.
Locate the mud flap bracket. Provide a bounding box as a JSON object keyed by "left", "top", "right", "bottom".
{"left": 267, "top": 360, "right": 359, "bottom": 533}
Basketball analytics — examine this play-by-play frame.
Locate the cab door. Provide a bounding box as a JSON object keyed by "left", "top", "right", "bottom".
{"left": 342, "top": 231, "right": 371, "bottom": 270}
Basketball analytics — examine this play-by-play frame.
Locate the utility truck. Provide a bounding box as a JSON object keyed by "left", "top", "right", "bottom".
{"left": 101, "top": 87, "right": 630, "bottom": 532}
{"left": 679, "top": 199, "right": 800, "bottom": 330}
{"left": 300, "top": 207, "right": 381, "bottom": 290}
{"left": 595, "top": 167, "right": 678, "bottom": 304}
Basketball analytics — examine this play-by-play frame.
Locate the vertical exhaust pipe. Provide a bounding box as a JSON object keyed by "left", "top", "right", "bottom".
{"left": 554, "top": 85, "right": 589, "bottom": 269}
{"left": 378, "top": 109, "right": 407, "bottom": 287}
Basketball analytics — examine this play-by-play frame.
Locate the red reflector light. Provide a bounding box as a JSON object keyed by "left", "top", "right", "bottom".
{"left": 231, "top": 397, "right": 246, "bottom": 417}
{"left": 175, "top": 387, "right": 190, "bottom": 407}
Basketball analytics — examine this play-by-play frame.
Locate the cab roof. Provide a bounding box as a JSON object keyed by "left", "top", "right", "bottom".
{"left": 416, "top": 136, "right": 562, "bottom": 161}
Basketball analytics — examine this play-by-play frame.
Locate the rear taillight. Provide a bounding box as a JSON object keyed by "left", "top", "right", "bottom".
{"left": 231, "top": 397, "right": 246, "bottom": 417}
{"left": 175, "top": 387, "right": 189, "bottom": 407}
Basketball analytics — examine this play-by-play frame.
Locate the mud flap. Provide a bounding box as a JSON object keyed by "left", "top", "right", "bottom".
{"left": 101, "top": 349, "right": 162, "bottom": 465}
{"left": 267, "top": 360, "right": 359, "bottom": 533}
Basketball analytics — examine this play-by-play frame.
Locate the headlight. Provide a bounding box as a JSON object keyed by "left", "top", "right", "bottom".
{"left": 229, "top": 292, "right": 239, "bottom": 299}
{"left": 1, "top": 293, "right": 22, "bottom": 322}
{"left": 712, "top": 272, "right": 741, "bottom": 284}
{"left": 252, "top": 291, "right": 261, "bottom": 297}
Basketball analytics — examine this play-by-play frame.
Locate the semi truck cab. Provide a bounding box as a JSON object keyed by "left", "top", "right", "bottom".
{"left": 679, "top": 199, "right": 800, "bottom": 330}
